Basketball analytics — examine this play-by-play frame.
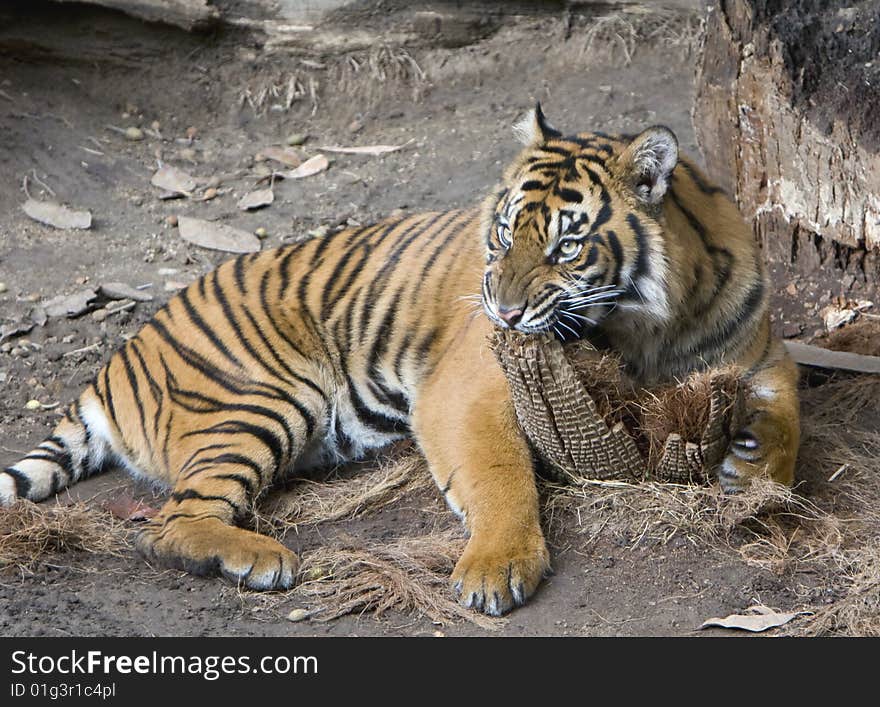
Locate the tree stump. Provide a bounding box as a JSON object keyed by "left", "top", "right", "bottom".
{"left": 693, "top": 0, "right": 880, "bottom": 299}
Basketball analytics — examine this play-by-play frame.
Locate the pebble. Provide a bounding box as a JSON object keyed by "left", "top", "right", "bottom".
{"left": 286, "top": 609, "right": 310, "bottom": 623}
{"left": 207, "top": 175, "right": 221, "bottom": 188}
{"left": 165, "top": 215, "right": 179, "bottom": 227}
{"left": 0, "top": 342, "right": 12, "bottom": 353}
{"left": 125, "top": 127, "right": 144, "bottom": 141}
{"left": 151, "top": 120, "right": 161, "bottom": 131}
{"left": 254, "top": 227, "right": 268, "bottom": 239}
{"left": 203, "top": 187, "right": 218, "bottom": 200}
{"left": 782, "top": 322, "right": 803, "bottom": 338}
{"left": 25, "top": 399, "right": 42, "bottom": 411}
{"left": 61, "top": 334, "right": 75, "bottom": 344}
{"left": 348, "top": 118, "right": 364, "bottom": 134}
{"left": 11, "top": 347, "right": 25, "bottom": 357}
{"left": 92, "top": 308, "right": 109, "bottom": 322}
{"left": 179, "top": 147, "right": 197, "bottom": 162}
{"left": 185, "top": 126, "right": 198, "bottom": 140}
{"left": 286, "top": 132, "right": 307, "bottom": 146}
{"left": 0, "top": 282, "right": 7, "bottom": 294}
{"left": 130, "top": 195, "right": 143, "bottom": 206}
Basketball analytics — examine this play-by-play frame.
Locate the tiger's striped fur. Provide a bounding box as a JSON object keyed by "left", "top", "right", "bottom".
{"left": 1, "top": 106, "right": 799, "bottom": 615}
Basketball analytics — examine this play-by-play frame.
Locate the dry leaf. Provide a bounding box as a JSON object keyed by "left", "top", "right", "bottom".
{"left": 316, "top": 140, "right": 413, "bottom": 155}
{"left": 0, "top": 321, "right": 35, "bottom": 344}
{"left": 22, "top": 199, "right": 92, "bottom": 230}
{"left": 700, "top": 605, "right": 809, "bottom": 632}
{"left": 177, "top": 216, "right": 261, "bottom": 254}
{"left": 151, "top": 165, "right": 196, "bottom": 195}
{"left": 42, "top": 289, "right": 99, "bottom": 318}
{"left": 261, "top": 146, "right": 301, "bottom": 167}
{"left": 103, "top": 493, "right": 158, "bottom": 522}
{"left": 99, "top": 282, "right": 154, "bottom": 302}
{"left": 281, "top": 154, "right": 329, "bottom": 179}
{"left": 237, "top": 188, "right": 274, "bottom": 211}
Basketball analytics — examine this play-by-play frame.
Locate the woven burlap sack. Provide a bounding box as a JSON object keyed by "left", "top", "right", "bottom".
{"left": 491, "top": 330, "right": 746, "bottom": 485}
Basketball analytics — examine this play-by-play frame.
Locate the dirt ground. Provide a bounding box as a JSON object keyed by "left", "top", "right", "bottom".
{"left": 0, "top": 1, "right": 876, "bottom": 637}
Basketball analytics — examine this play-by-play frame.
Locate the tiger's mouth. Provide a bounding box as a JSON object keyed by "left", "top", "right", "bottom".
{"left": 482, "top": 285, "right": 623, "bottom": 338}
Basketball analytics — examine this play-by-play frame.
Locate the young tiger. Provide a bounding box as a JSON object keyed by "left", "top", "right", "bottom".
{"left": 1, "top": 106, "right": 799, "bottom": 616}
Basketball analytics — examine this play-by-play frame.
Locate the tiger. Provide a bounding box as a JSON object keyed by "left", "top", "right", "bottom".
{"left": 0, "top": 105, "right": 800, "bottom": 616}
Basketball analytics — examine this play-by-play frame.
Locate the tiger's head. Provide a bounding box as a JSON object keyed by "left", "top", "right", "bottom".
{"left": 481, "top": 104, "right": 677, "bottom": 339}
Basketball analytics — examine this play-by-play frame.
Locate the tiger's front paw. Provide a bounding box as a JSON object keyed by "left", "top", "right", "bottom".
{"left": 718, "top": 416, "right": 797, "bottom": 493}
{"left": 137, "top": 515, "right": 299, "bottom": 590}
{"left": 451, "top": 530, "right": 550, "bottom": 616}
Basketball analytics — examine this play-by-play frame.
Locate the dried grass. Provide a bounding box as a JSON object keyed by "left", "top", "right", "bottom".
{"left": 238, "top": 46, "right": 426, "bottom": 115}
{"left": 579, "top": 7, "right": 704, "bottom": 65}
{"left": 0, "top": 500, "right": 127, "bottom": 573}
{"left": 256, "top": 451, "right": 432, "bottom": 534}
{"left": 294, "top": 531, "right": 500, "bottom": 630}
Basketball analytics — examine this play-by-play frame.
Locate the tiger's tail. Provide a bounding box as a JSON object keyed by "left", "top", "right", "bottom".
{"left": 0, "top": 384, "right": 123, "bottom": 505}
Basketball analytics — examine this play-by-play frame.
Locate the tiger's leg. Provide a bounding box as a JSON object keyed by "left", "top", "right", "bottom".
{"left": 412, "top": 325, "right": 549, "bottom": 616}
{"left": 136, "top": 396, "right": 323, "bottom": 590}
{"left": 719, "top": 340, "right": 801, "bottom": 492}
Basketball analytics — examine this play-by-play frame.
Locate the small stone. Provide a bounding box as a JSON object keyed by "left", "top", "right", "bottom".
{"left": 782, "top": 322, "right": 803, "bottom": 338}
{"left": 61, "top": 334, "right": 75, "bottom": 344}
{"left": 25, "top": 399, "right": 42, "bottom": 410}
{"left": 203, "top": 187, "right": 218, "bottom": 200}
{"left": 18, "top": 338, "right": 30, "bottom": 348}
{"left": 179, "top": 147, "right": 197, "bottom": 162}
{"left": 185, "top": 126, "right": 198, "bottom": 140}
{"left": 0, "top": 282, "right": 7, "bottom": 294}
{"left": 207, "top": 175, "right": 221, "bottom": 188}
{"left": 165, "top": 215, "right": 178, "bottom": 227}
{"left": 0, "top": 342, "right": 12, "bottom": 353}
{"left": 286, "top": 609, "right": 310, "bottom": 623}
{"left": 124, "top": 127, "right": 144, "bottom": 141}
{"left": 254, "top": 163, "right": 272, "bottom": 177}
{"left": 11, "top": 347, "right": 25, "bottom": 357}
{"left": 432, "top": 630, "right": 445, "bottom": 638}
{"left": 348, "top": 119, "right": 364, "bottom": 134}
{"left": 285, "top": 132, "right": 307, "bottom": 146}
{"left": 254, "top": 153, "right": 266, "bottom": 163}
{"left": 45, "top": 347, "right": 63, "bottom": 362}
{"left": 92, "top": 308, "right": 109, "bottom": 322}
{"left": 151, "top": 120, "right": 161, "bottom": 131}
{"left": 130, "top": 195, "right": 143, "bottom": 206}
{"left": 254, "top": 227, "right": 268, "bottom": 239}
{"left": 26, "top": 377, "right": 38, "bottom": 387}
{"left": 785, "top": 282, "right": 798, "bottom": 297}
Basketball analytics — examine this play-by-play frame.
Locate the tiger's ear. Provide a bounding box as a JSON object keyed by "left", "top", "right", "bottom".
{"left": 616, "top": 126, "right": 678, "bottom": 205}
{"left": 513, "top": 103, "right": 561, "bottom": 145}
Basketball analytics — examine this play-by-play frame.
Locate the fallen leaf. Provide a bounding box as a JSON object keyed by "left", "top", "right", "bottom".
{"left": 103, "top": 493, "right": 158, "bottom": 522}
{"left": 0, "top": 321, "right": 34, "bottom": 344}
{"left": 237, "top": 188, "right": 274, "bottom": 211}
{"left": 151, "top": 165, "right": 196, "bottom": 195}
{"left": 700, "top": 605, "right": 809, "bottom": 632}
{"left": 820, "top": 304, "right": 857, "bottom": 331}
{"left": 177, "top": 216, "right": 261, "bottom": 253}
{"left": 42, "top": 289, "right": 99, "bottom": 318}
{"left": 22, "top": 199, "right": 92, "bottom": 230}
{"left": 261, "top": 146, "right": 301, "bottom": 168}
{"left": 316, "top": 140, "right": 413, "bottom": 155}
{"left": 99, "top": 282, "right": 154, "bottom": 302}
{"left": 280, "top": 154, "right": 329, "bottom": 179}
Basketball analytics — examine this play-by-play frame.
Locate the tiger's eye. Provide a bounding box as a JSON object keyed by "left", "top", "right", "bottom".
{"left": 558, "top": 239, "right": 581, "bottom": 258}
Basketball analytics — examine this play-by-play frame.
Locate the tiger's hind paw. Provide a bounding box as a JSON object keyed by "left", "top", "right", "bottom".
{"left": 136, "top": 516, "right": 298, "bottom": 590}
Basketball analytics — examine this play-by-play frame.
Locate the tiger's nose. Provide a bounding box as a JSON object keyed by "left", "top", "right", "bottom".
{"left": 498, "top": 307, "right": 524, "bottom": 327}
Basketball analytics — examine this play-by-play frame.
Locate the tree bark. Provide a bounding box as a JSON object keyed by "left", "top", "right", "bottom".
{"left": 693, "top": 0, "right": 880, "bottom": 298}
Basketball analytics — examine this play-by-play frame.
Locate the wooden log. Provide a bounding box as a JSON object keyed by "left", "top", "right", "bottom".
{"left": 693, "top": 0, "right": 880, "bottom": 298}
{"left": 53, "top": 0, "right": 219, "bottom": 31}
